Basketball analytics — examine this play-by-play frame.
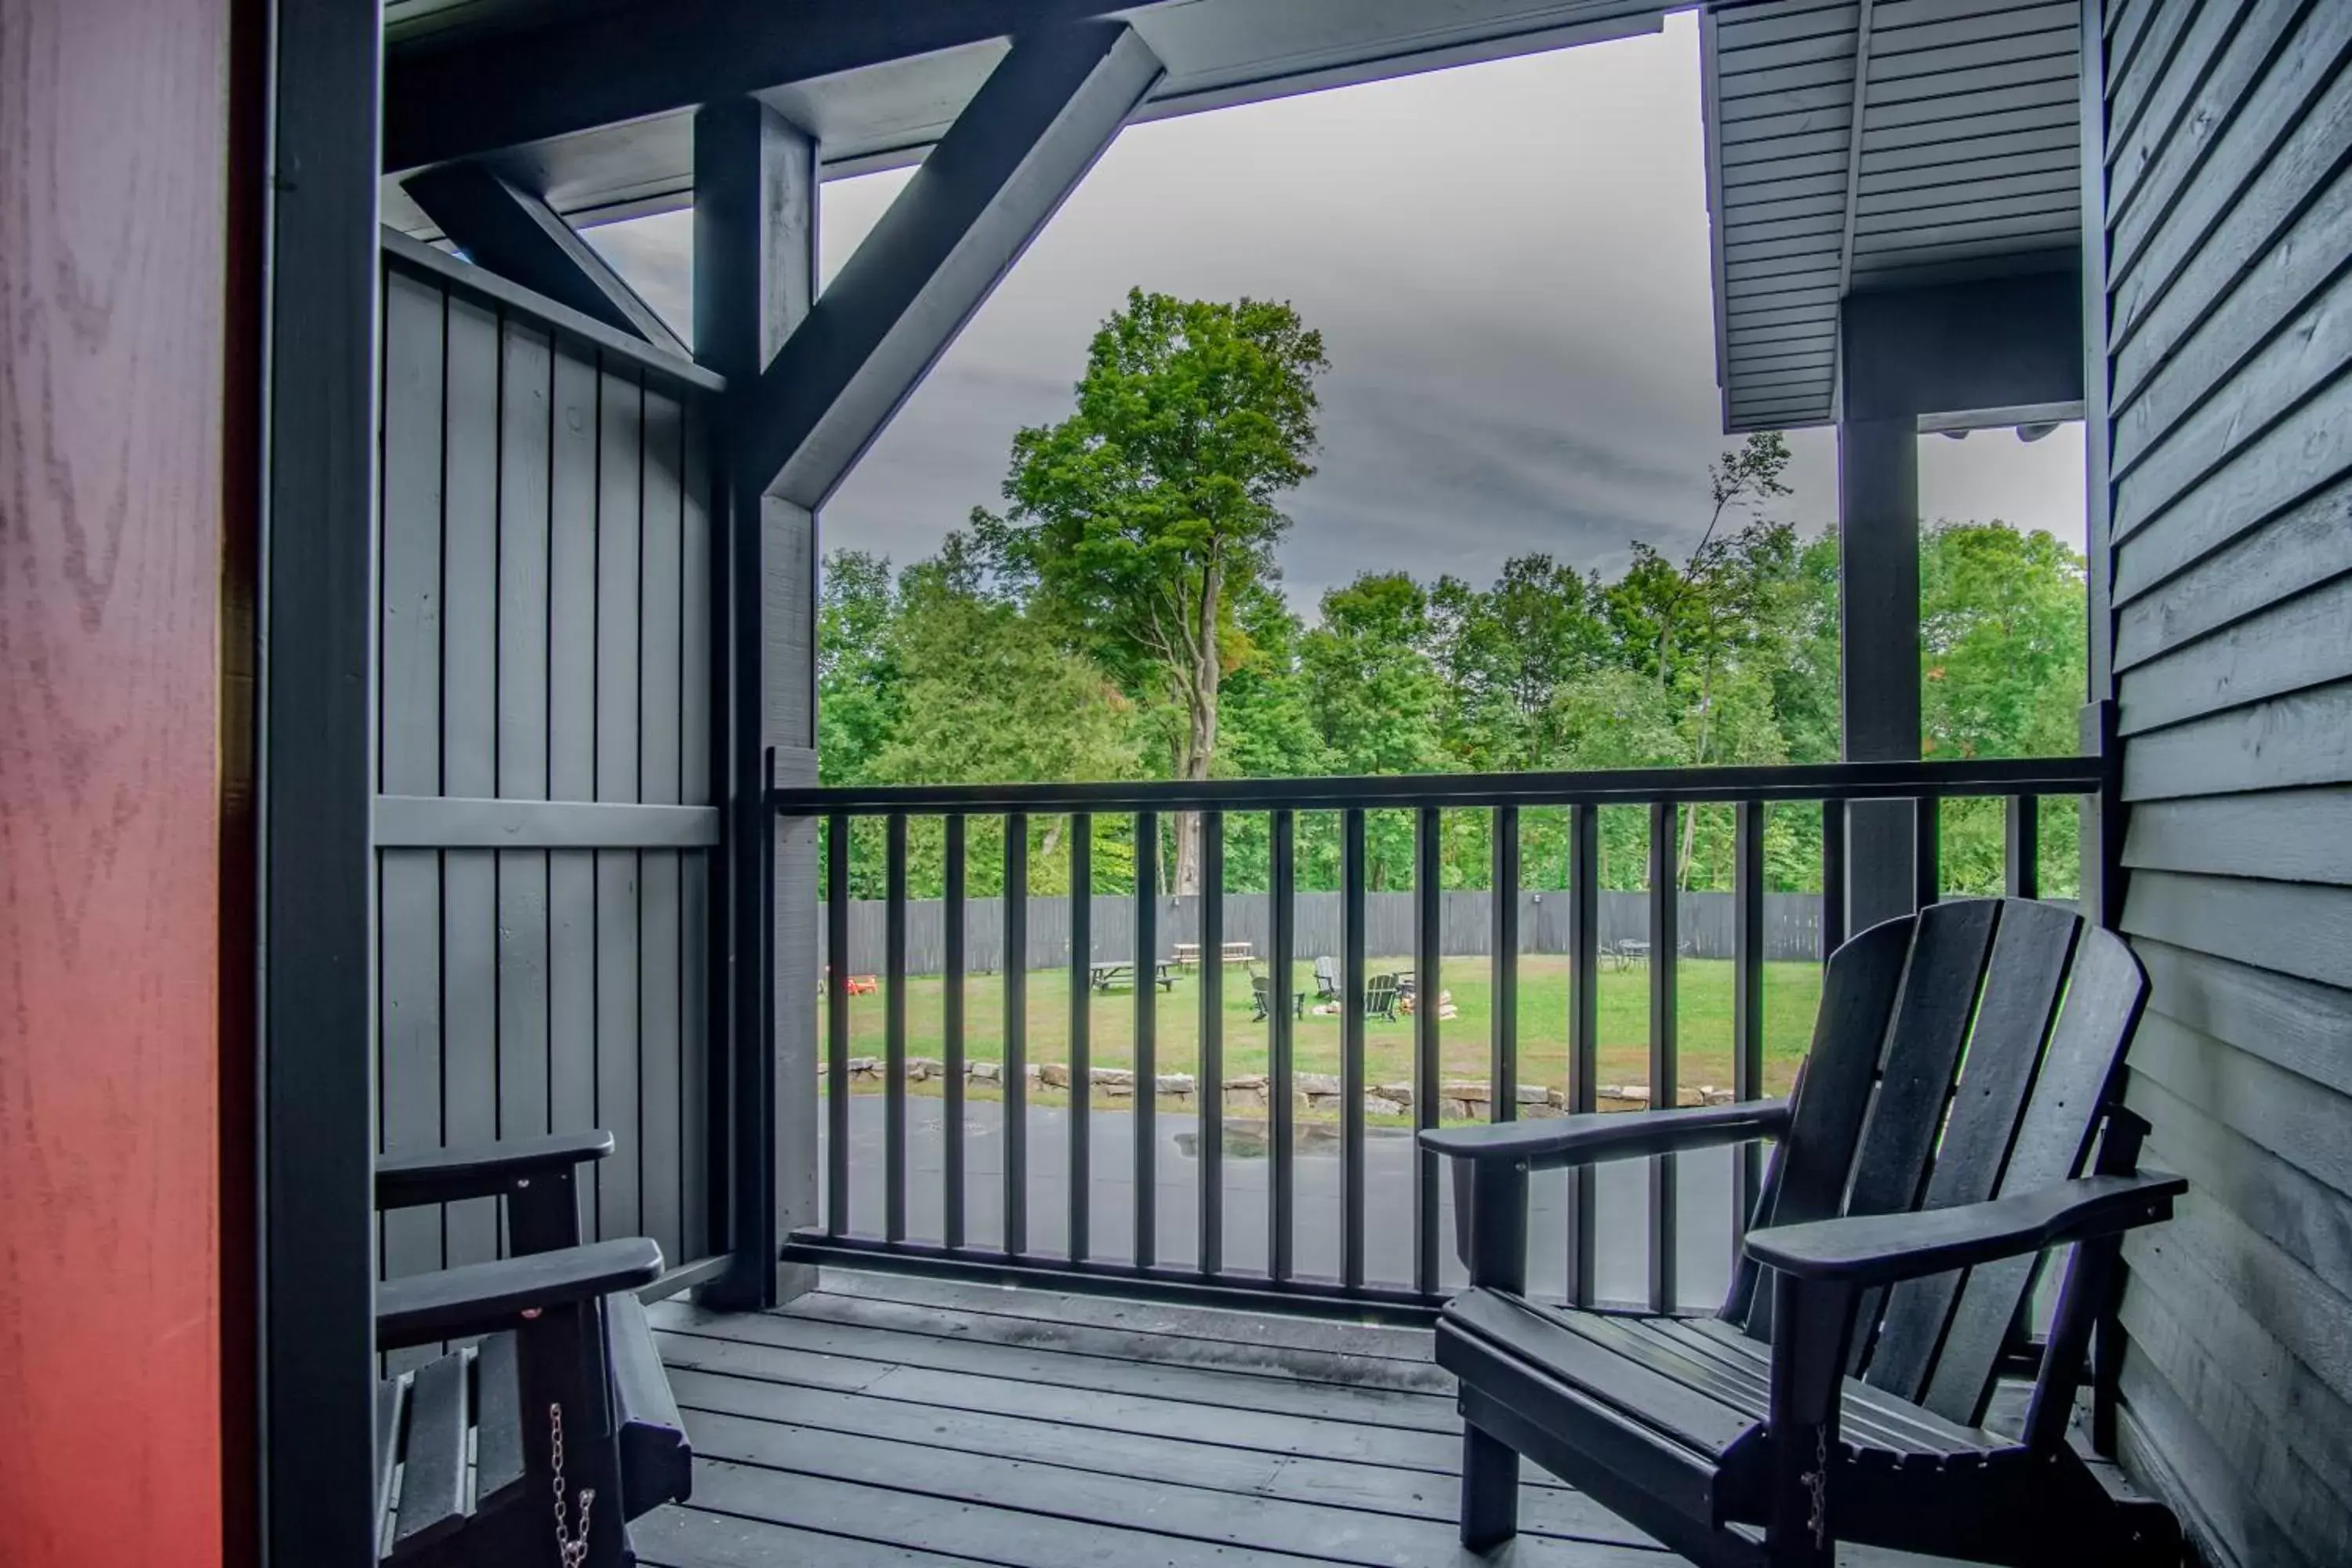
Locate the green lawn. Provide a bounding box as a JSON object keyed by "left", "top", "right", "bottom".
{"left": 823, "top": 955, "right": 1820, "bottom": 1102}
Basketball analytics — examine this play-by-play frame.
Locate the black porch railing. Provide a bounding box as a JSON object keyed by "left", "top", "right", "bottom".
{"left": 772, "top": 756, "right": 2105, "bottom": 1315}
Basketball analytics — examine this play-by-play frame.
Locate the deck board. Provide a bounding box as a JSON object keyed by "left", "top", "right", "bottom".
{"left": 641, "top": 1269, "right": 1971, "bottom": 1566}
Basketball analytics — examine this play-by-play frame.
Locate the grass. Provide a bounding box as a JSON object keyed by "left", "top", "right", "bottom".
{"left": 822, "top": 955, "right": 1820, "bottom": 1103}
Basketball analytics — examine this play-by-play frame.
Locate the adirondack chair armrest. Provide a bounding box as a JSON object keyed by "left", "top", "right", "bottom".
{"left": 1744, "top": 1171, "right": 2187, "bottom": 1287}
{"left": 376, "top": 1129, "right": 615, "bottom": 1210}
{"left": 1419, "top": 1097, "right": 1791, "bottom": 1171}
{"left": 376, "top": 1237, "right": 664, "bottom": 1349}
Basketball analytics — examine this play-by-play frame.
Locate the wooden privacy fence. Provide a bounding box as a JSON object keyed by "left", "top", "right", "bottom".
{"left": 816, "top": 888, "right": 1830, "bottom": 975}
{"left": 372, "top": 234, "right": 728, "bottom": 1319}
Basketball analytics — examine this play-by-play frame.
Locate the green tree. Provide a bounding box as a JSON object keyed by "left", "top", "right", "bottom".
{"left": 1919, "top": 521, "right": 2087, "bottom": 894}
{"left": 1298, "top": 573, "right": 1454, "bottom": 887}
{"left": 1300, "top": 573, "right": 1449, "bottom": 778}
{"left": 1428, "top": 554, "right": 1608, "bottom": 769}
{"left": 816, "top": 550, "right": 903, "bottom": 787}
{"left": 974, "top": 289, "right": 1329, "bottom": 894}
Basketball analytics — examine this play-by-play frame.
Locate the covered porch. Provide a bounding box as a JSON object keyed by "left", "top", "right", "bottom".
{"left": 13, "top": 0, "right": 2348, "bottom": 1565}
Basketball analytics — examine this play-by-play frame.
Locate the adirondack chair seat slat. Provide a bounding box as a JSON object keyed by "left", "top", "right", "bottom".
{"left": 471, "top": 1331, "right": 527, "bottom": 1511}
{"left": 1445, "top": 1289, "right": 1757, "bottom": 1457}
{"left": 390, "top": 1349, "right": 470, "bottom": 1556}
{"left": 1443, "top": 1291, "right": 2005, "bottom": 1467}
{"left": 608, "top": 1290, "right": 694, "bottom": 1517}
{"left": 375, "top": 1372, "right": 408, "bottom": 1530}
{"left": 1652, "top": 1319, "right": 1991, "bottom": 1457}
{"left": 1421, "top": 900, "right": 2187, "bottom": 1567}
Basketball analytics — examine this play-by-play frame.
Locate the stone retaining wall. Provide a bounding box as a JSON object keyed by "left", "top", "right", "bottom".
{"left": 820, "top": 1057, "right": 1737, "bottom": 1117}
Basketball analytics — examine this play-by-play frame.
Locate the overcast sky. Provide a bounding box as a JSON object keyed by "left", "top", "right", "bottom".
{"left": 591, "top": 12, "right": 2085, "bottom": 612}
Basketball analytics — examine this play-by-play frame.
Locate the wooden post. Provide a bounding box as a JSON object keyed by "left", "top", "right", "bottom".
{"left": 1836, "top": 413, "right": 1922, "bottom": 935}
{"left": 695, "top": 98, "right": 818, "bottom": 1309}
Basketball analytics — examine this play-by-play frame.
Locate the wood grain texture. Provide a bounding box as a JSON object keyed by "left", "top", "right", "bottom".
{"left": 0, "top": 0, "right": 235, "bottom": 1559}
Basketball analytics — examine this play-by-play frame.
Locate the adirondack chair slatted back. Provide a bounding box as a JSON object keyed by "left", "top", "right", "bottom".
{"left": 1726, "top": 898, "right": 2146, "bottom": 1428}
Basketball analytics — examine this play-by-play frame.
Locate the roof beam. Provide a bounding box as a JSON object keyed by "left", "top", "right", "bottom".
{"left": 1840, "top": 273, "right": 2082, "bottom": 423}
{"left": 383, "top": 0, "right": 1154, "bottom": 175}
{"left": 746, "top": 22, "right": 1163, "bottom": 508}
{"left": 401, "top": 162, "right": 688, "bottom": 354}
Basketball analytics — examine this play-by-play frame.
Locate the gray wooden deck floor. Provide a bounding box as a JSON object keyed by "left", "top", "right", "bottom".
{"left": 637, "top": 1269, "right": 1967, "bottom": 1567}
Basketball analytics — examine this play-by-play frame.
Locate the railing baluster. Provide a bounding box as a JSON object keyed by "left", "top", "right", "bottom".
{"left": 825, "top": 811, "right": 850, "bottom": 1236}
{"left": 1568, "top": 804, "right": 1599, "bottom": 1306}
{"left": 779, "top": 758, "right": 2105, "bottom": 1307}
{"left": 942, "top": 814, "right": 966, "bottom": 1250}
{"left": 1199, "top": 809, "right": 1224, "bottom": 1276}
{"left": 1820, "top": 797, "right": 1846, "bottom": 960}
{"left": 1134, "top": 810, "right": 1157, "bottom": 1269}
{"left": 1269, "top": 809, "right": 1296, "bottom": 1283}
{"left": 884, "top": 811, "right": 908, "bottom": 1242}
{"left": 1915, "top": 794, "right": 1941, "bottom": 909}
{"left": 1341, "top": 807, "right": 1368, "bottom": 1290}
{"left": 1492, "top": 804, "right": 1519, "bottom": 1125}
{"left": 1648, "top": 800, "right": 1679, "bottom": 1315}
{"left": 1004, "top": 813, "right": 1028, "bottom": 1257}
{"left": 2005, "top": 794, "right": 2039, "bottom": 901}
{"left": 1732, "top": 800, "right": 1766, "bottom": 1261}
{"left": 1414, "top": 806, "right": 1442, "bottom": 1297}
{"left": 1069, "top": 813, "right": 1091, "bottom": 1264}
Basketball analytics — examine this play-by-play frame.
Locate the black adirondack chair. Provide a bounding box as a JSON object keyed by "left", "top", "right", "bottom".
{"left": 1422, "top": 899, "right": 2185, "bottom": 1568}
{"left": 373, "top": 1131, "right": 694, "bottom": 1566}
{"left": 1250, "top": 969, "right": 1304, "bottom": 1022}
{"left": 1365, "top": 971, "right": 1403, "bottom": 1021}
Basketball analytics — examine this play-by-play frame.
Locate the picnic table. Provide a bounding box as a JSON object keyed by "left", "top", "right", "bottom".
{"left": 1087, "top": 958, "right": 1176, "bottom": 993}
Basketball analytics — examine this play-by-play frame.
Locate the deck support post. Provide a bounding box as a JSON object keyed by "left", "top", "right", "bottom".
{"left": 695, "top": 97, "right": 819, "bottom": 1310}
{"left": 1835, "top": 412, "right": 1922, "bottom": 936}
{"left": 1835, "top": 278, "right": 2086, "bottom": 932}
{"left": 256, "top": 3, "right": 385, "bottom": 1559}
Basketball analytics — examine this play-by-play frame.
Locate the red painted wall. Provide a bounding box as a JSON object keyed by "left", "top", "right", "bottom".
{"left": 0, "top": 1, "right": 241, "bottom": 1561}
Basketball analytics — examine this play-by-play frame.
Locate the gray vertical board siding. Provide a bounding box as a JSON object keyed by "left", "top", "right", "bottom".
{"left": 495, "top": 316, "right": 554, "bottom": 1153}
{"left": 379, "top": 270, "right": 446, "bottom": 1295}
{"left": 439, "top": 294, "right": 502, "bottom": 1269}
{"left": 681, "top": 404, "right": 716, "bottom": 1261}
{"left": 2101, "top": 3, "right": 2352, "bottom": 1564}
{"left": 546, "top": 342, "right": 601, "bottom": 1148}
{"left": 595, "top": 365, "right": 645, "bottom": 1240}
{"left": 639, "top": 387, "right": 688, "bottom": 1263}
{"left": 375, "top": 252, "right": 720, "bottom": 1277}
{"left": 816, "top": 888, "right": 1835, "bottom": 975}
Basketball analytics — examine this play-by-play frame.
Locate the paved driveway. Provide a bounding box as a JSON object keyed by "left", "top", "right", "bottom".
{"left": 818, "top": 1094, "right": 1740, "bottom": 1310}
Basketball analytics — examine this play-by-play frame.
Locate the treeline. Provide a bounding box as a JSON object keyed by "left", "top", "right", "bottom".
{"left": 818, "top": 514, "right": 2088, "bottom": 902}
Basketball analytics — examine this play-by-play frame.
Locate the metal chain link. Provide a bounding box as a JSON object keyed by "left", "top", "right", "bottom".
{"left": 1804, "top": 1425, "right": 1829, "bottom": 1548}
{"left": 550, "top": 1403, "right": 596, "bottom": 1568}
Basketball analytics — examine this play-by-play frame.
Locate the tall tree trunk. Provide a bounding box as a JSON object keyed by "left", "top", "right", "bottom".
{"left": 1173, "top": 559, "right": 1223, "bottom": 895}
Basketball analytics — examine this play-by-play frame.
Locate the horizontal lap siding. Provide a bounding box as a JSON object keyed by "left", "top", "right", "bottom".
{"left": 374, "top": 254, "right": 718, "bottom": 1286}
{"left": 2101, "top": 3, "right": 2352, "bottom": 1563}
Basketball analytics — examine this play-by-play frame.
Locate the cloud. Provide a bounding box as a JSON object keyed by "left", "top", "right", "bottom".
{"left": 586, "top": 13, "right": 2086, "bottom": 605}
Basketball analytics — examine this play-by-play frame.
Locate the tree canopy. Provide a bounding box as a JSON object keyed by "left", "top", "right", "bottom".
{"left": 973, "top": 289, "right": 1328, "bottom": 892}
{"left": 818, "top": 294, "right": 2088, "bottom": 904}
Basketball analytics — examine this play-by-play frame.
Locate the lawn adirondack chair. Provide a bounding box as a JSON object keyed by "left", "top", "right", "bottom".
{"left": 1364, "top": 972, "right": 1402, "bottom": 1020}
{"left": 373, "top": 1131, "right": 693, "bottom": 1566}
{"left": 1422, "top": 899, "right": 2184, "bottom": 1568}
{"left": 1250, "top": 969, "right": 1304, "bottom": 1022}
{"left": 1312, "top": 956, "right": 1341, "bottom": 1000}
